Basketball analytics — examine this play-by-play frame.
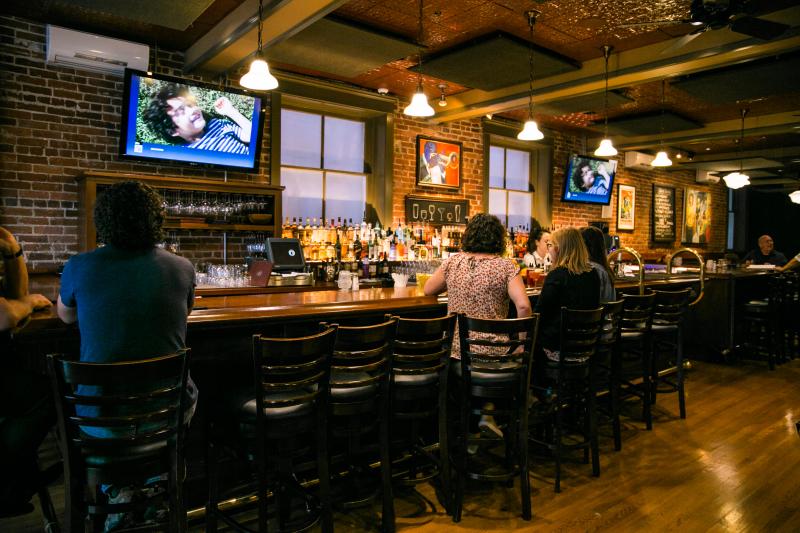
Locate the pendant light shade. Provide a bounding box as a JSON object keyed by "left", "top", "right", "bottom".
{"left": 594, "top": 138, "right": 618, "bottom": 157}
{"left": 725, "top": 108, "right": 751, "bottom": 190}
{"left": 651, "top": 150, "right": 672, "bottom": 167}
{"left": 518, "top": 11, "right": 543, "bottom": 141}
{"left": 789, "top": 190, "right": 800, "bottom": 204}
{"left": 517, "top": 119, "right": 544, "bottom": 141}
{"left": 594, "top": 45, "right": 617, "bottom": 157}
{"left": 651, "top": 80, "right": 672, "bottom": 167}
{"left": 722, "top": 171, "right": 750, "bottom": 189}
{"left": 240, "top": 0, "right": 277, "bottom": 91}
{"left": 240, "top": 58, "right": 278, "bottom": 91}
{"left": 404, "top": 0, "right": 434, "bottom": 118}
{"left": 404, "top": 85, "right": 435, "bottom": 117}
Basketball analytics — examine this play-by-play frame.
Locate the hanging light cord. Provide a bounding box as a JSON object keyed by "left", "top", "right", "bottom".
{"left": 416, "top": 0, "right": 424, "bottom": 90}
{"left": 256, "top": 0, "right": 263, "bottom": 57}
{"left": 738, "top": 108, "right": 748, "bottom": 172}
{"left": 526, "top": 11, "right": 537, "bottom": 120}
{"left": 659, "top": 79, "right": 666, "bottom": 148}
{"left": 602, "top": 45, "right": 611, "bottom": 137}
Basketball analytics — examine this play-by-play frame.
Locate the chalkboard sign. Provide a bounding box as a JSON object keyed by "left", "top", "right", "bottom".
{"left": 405, "top": 195, "right": 469, "bottom": 225}
{"left": 651, "top": 184, "right": 676, "bottom": 242}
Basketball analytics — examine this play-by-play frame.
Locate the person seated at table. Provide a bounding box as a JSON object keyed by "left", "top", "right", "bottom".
{"left": 424, "top": 213, "right": 532, "bottom": 439}
{"left": 0, "top": 226, "right": 57, "bottom": 518}
{"left": 56, "top": 181, "right": 197, "bottom": 530}
{"left": 778, "top": 251, "right": 800, "bottom": 272}
{"left": 523, "top": 227, "right": 551, "bottom": 270}
{"left": 743, "top": 235, "right": 788, "bottom": 266}
{"left": 581, "top": 226, "right": 616, "bottom": 303}
{"left": 534, "top": 227, "right": 600, "bottom": 367}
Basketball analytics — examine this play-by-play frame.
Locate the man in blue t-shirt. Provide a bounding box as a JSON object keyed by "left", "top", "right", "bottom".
{"left": 743, "top": 235, "right": 788, "bottom": 266}
{"left": 57, "top": 181, "right": 196, "bottom": 529}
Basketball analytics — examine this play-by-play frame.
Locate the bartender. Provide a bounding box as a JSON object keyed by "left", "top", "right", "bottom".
{"left": 523, "top": 227, "right": 552, "bottom": 270}
{"left": 743, "top": 235, "right": 788, "bottom": 266}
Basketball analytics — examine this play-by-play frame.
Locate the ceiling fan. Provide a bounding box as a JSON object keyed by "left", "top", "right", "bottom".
{"left": 619, "top": 0, "right": 790, "bottom": 42}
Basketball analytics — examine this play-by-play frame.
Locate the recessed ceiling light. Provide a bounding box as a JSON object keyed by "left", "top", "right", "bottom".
{"left": 377, "top": 87, "right": 388, "bottom": 94}
{"left": 705, "top": 147, "right": 711, "bottom": 151}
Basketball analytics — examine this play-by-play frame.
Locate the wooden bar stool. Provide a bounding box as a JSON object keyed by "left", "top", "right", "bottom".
{"left": 388, "top": 313, "right": 456, "bottom": 515}
{"left": 651, "top": 289, "right": 691, "bottom": 419}
{"left": 206, "top": 326, "right": 337, "bottom": 533}
{"left": 593, "top": 300, "right": 624, "bottom": 451}
{"left": 451, "top": 313, "right": 538, "bottom": 522}
{"left": 529, "top": 307, "right": 604, "bottom": 493}
{"left": 47, "top": 350, "right": 191, "bottom": 533}
{"left": 617, "top": 293, "right": 656, "bottom": 430}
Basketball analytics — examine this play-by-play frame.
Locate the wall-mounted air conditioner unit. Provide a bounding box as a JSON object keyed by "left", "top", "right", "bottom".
{"left": 696, "top": 170, "right": 721, "bottom": 184}
{"left": 46, "top": 25, "right": 149, "bottom": 76}
{"left": 624, "top": 151, "right": 654, "bottom": 169}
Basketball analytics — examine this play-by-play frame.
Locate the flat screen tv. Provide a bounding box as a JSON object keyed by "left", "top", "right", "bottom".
{"left": 119, "top": 70, "right": 264, "bottom": 171}
{"left": 561, "top": 154, "right": 617, "bottom": 205}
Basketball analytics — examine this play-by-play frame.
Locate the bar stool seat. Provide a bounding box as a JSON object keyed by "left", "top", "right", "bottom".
{"left": 452, "top": 360, "right": 517, "bottom": 382}
{"left": 236, "top": 390, "right": 316, "bottom": 419}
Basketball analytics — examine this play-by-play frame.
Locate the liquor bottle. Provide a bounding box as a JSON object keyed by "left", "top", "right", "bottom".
{"left": 334, "top": 230, "right": 342, "bottom": 262}
{"left": 353, "top": 234, "right": 362, "bottom": 261}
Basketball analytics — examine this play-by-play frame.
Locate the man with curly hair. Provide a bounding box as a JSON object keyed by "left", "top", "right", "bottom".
{"left": 56, "top": 181, "right": 196, "bottom": 529}
{"left": 143, "top": 83, "right": 252, "bottom": 154}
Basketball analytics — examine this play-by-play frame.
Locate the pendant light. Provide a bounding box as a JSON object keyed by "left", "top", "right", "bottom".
{"left": 518, "top": 10, "right": 544, "bottom": 141}
{"left": 404, "top": 0, "right": 435, "bottom": 117}
{"left": 240, "top": 0, "right": 278, "bottom": 91}
{"left": 789, "top": 190, "right": 800, "bottom": 204}
{"left": 723, "top": 108, "right": 751, "bottom": 189}
{"left": 651, "top": 80, "right": 672, "bottom": 167}
{"left": 594, "top": 45, "right": 617, "bottom": 157}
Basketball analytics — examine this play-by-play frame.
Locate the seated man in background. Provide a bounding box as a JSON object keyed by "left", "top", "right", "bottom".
{"left": 56, "top": 181, "right": 196, "bottom": 529}
{"left": 0, "top": 226, "right": 56, "bottom": 517}
{"left": 743, "top": 234, "right": 788, "bottom": 266}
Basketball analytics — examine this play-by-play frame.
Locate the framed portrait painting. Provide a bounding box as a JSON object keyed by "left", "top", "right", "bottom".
{"left": 416, "top": 135, "right": 462, "bottom": 190}
{"left": 617, "top": 184, "right": 635, "bottom": 231}
{"left": 682, "top": 188, "right": 711, "bottom": 244}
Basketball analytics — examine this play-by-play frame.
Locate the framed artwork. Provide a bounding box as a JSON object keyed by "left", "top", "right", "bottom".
{"left": 617, "top": 184, "right": 635, "bottom": 231}
{"left": 682, "top": 188, "right": 712, "bottom": 244}
{"left": 651, "top": 184, "right": 676, "bottom": 242}
{"left": 416, "top": 135, "right": 462, "bottom": 190}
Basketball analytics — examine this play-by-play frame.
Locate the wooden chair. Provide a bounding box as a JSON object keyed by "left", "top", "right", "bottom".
{"left": 47, "top": 350, "right": 190, "bottom": 533}
{"left": 617, "top": 293, "right": 656, "bottom": 430}
{"left": 529, "top": 307, "right": 603, "bottom": 493}
{"left": 388, "top": 313, "right": 455, "bottom": 515}
{"left": 324, "top": 318, "right": 396, "bottom": 533}
{"left": 651, "top": 289, "right": 691, "bottom": 419}
{"left": 206, "top": 325, "right": 337, "bottom": 533}
{"left": 451, "top": 313, "right": 539, "bottom": 522}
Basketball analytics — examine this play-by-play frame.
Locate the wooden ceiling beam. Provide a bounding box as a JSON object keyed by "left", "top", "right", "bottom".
{"left": 184, "top": 0, "right": 348, "bottom": 74}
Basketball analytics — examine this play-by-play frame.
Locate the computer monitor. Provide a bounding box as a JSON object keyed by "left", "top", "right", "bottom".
{"left": 265, "top": 238, "right": 306, "bottom": 272}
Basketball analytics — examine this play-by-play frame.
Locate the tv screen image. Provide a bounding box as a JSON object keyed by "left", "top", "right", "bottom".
{"left": 561, "top": 154, "right": 617, "bottom": 205}
{"left": 120, "top": 70, "right": 264, "bottom": 171}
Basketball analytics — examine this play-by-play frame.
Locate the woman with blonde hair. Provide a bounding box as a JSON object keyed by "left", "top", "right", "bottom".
{"left": 534, "top": 227, "right": 600, "bottom": 362}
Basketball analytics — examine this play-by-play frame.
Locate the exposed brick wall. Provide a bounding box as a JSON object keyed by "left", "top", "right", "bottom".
{"left": 0, "top": 16, "right": 270, "bottom": 272}
{"left": 392, "top": 108, "right": 484, "bottom": 223}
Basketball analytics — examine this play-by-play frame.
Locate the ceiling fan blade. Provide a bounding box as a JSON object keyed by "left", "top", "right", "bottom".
{"left": 660, "top": 31, "right": 703, "bottom": 55}
{"left": 730, "top": 16, "right": 790, "bottom": 40}
{"left": 617, "top": 19, "right": 686, "bottom": 29}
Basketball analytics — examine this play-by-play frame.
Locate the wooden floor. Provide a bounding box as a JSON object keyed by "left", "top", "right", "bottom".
{"left": 5, "top": 358, "right": 800, "bottom": 532}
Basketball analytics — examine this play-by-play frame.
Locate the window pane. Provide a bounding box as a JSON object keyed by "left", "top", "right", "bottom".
{"left": 324, "top": 117, "right": 365, "bottom": 173}
{"left": 326, "top": 172, "right": 366, "bottom": 223}
{"left": 505, "top": 149, "right": 530, "bottom": 191}
{"left": 488, "top": 188, "right": 507, "bottom": 226}
{"left": 281, "top": 110, "right": 322, "bottom": 168}
{"left": 489, "top": 146, "right": 505, "bottom": 188}
{"left": 507, "top": 191, "right": 532, "bottom": 230}
{"left": 281, "top": 168, "right": 323, "bottom": 221}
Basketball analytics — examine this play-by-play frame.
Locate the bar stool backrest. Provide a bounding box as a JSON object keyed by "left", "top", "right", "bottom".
{"left": 620, "top": 293, "right": 656, "bottom": 334}
{"left": 599, "top": 300, "right": 624, "bottom": 348}
{"left": 457, "top": 314, "right": 539, "bottom": 383}
{"left": 557, "top": 307, "right": 604, "bottom": 369}
{"left": 390, "top": 313, "right": 456, "bottom": 381}
{"left": 251, "top": 325, "right": 337, "bottom": 416}
{"left": 652, "top": 289, "right": 691, "bottom": 327}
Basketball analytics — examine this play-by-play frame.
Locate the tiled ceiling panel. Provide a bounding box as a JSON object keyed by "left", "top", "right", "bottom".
{"left": 412, "top": 33, "right": 580, "bottom": 91}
